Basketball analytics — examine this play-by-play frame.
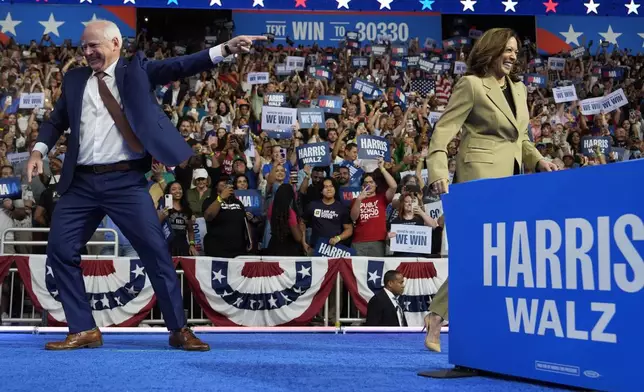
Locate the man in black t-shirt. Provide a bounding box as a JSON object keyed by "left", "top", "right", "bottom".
{"left": 202, "top": 179, "right": 250, "bottom": 258}
{"left": 302, "top": 178, "right": 353, "bottom": 249}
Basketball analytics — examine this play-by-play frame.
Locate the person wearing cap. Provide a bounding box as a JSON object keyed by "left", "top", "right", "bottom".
{"left": 186, "top": 168, "right": 211, "bottom": 218}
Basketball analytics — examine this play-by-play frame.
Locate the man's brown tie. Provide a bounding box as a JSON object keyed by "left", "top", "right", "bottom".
{"left": 95, "top": 72, "right": 144, "bottom": 153}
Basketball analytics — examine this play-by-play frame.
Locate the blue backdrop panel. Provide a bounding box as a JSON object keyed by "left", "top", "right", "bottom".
{"left": 443, "top": 160, "right": 644, "bottom": 391}
{"left": 232, "top": 10, "right": 442, "bottom": 47}
{"left": 536, "top": 15, "right": 644, "bottom": 54}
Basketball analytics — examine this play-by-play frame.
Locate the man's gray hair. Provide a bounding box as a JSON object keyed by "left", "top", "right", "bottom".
{"left": 85, "top": 19, "right": 123, "bottom": 48}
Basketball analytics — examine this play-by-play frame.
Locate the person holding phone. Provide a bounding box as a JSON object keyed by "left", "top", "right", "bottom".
{"left": 387, "top": 192, "right": 438, "bottom": 257}
{"left": 424, "top": 28, "right": 558, "bottom": 353}
{"left": 349, "top": 158, "right": 397, "bottom": 257}
{"left": 157, "top": 181, "right": 197, "bottom": 257}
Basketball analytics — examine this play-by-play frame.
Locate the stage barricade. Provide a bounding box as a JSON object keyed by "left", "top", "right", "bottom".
{"left": 0, "top": 254, "right": 448, "bottom": 328}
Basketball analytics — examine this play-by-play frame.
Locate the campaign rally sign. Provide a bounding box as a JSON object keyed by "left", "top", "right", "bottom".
{"left": 340, "top": 186, "right": 361, "bottom": 205}
{"left": 424, "top": 200, "right": 444, "bottom": 220}
{"left": 547, "top": 57, "right": 565, "bottom": 71}
{"left": 522, "top": 74, "right": 547, "bottom": 88}
{"left": 418, "top": 59, "right": 435, "bottom": 73}
{"left": 553, "top": 85, "right": 578, "bottom": 103}
{"left": 351, "top": 56, "right": 369, "bottom": 68}
{"left": 581, "top": 136, "right": 612, "bottom": 157}
{"left": 313, "top": 238, "right": 356, "bottom": 258}
{"left": 406, "top": 55, "right": 420, "bottom": 67}
{"left": 390, "top": 224, "right": 432, "bottom": 254}
{"left": 339, "top": 161, "right": 364, "bottom": 185}
{"left": 312, "top": 67, "right": 332, "bottom": 81}
{"left": 371, "top": 45, "right": 387, "bottom": 56}
{"left": 275, "top": 64, "right": 291, "bottom": 76}
{"left": 234, "top": 189, "right": 263, "bottom": 216}
{"left": 393, "top": 88, "right": 407, "bottom": 108}
{"left": 297, "top": 108, "right": 326, "bottom": 129}
{"left": 351, "top": 78, "right": 383, "bottom": 100}
{"left": 316, "top": 96, "right": 343, "bottom": 114}
{"left": 286, "top": 56, "right": 305, "bottom": 72}
{"left": 266, "top": 93, "right": 289, "bottom": 107}
{"left": 569, "top": 46, "right": 586, "bottom": 59}
{"left": 453, "top": 61, "right": 467, "bottom": 75}
{"left": 0, "top": 177, "right": 22, "bottom": 199}
{"left": 390, "top": 58, "right": 407, "bottom": 70}
{"left": 296, "top": 142, "right": 330, "bottom": 168}
{"left": 247, "top": 72, "right": 270, "bottom": 85}
{"left": 357, "top": 135, "right": 391, "bottom": 162}
{"left": 261, "top": 106, "right": 297, "bottom": 131}
{"left": 580, "top": 89, "right": 628, "bottom": 115}
{"left": 428, "top": 112, "right": 443, "bottom": 128}
{"left": 19, "top": 93, "right": 45, "bottom": 109}
{"left": 601, "top": 67, "right": 624, "bottom": 80}
{"left": 443, "top": 157, "right": 644, "bottom": 391}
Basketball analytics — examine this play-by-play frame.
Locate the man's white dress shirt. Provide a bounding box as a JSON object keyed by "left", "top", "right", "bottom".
{"left": 384, "top": 288, "right": 404, "bottom": 326}
{"left": 34, "top": 45, "right": 227, "bottom": 165}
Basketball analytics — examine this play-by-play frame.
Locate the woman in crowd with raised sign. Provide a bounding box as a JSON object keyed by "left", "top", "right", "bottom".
{"left": 424, "top": 28, "right": 558, "bottom": 353}
{"left": 387, "top": 192, "right": 438, "bottom": 257}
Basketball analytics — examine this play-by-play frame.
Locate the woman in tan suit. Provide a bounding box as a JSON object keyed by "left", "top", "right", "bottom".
{"left": 423, "top": 28, "right": 558, "bottom": 352}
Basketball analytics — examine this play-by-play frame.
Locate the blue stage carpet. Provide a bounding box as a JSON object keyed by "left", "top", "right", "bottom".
{"left": 0, "top": 333, "right": 566, "bottom": 392}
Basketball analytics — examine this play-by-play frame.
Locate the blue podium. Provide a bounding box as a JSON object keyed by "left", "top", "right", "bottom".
{"left": 442, "top": 160, "right": 644, "bottom": 391}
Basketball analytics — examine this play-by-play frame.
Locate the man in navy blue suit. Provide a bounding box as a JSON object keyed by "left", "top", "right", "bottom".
{"left": 26, "top": 20, "right": 266, "bottom": 351}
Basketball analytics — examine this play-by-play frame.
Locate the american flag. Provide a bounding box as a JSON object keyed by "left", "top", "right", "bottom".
{"left": 410, "top": 79, "right": 435, "bottom": 98}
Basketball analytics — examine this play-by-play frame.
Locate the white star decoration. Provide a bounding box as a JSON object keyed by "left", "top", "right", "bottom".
{"left": 82, "top": 13, "right": 98, "bottom": 27}
{"left": 100, "top": 294, "right": 110, "bottom": 308}
{"left": 90, "top": 297, "right": 98, "bottom": 309}
{"left": 249, "top": 299, "right": 256, "bottom": 309}
{"left": 222, "top": 290, "right": 232, "bottom": 297}
{"left": 212, "top": 269, "right": 226, "bottom": 283}
{"left": 253, "top": 0, "right": 264, "bottom": 6}
{"left": 297, "top": 265, "right": 311, "bottom": 278}
{"left": 638, "top": 33, "right": 644, "bottom": 47}
{"left": 336, "top": 0, "right": 350, "bottom": 8}
{"left": 625, "top": 0, "right": 640, "bottom": 14}
{"left": 599, "top": 25, "right": 622, "bottom": 45}
{"left": 367, "top": 270, "right": 381, "bottom": 284}
{"left": 293, "top": 286, "right": 303, "bottom": 294}
{"left": 584, "top": 0, "right": 600, "bottom": 14}
{"left": 268, "top": 296, "right": 278, "bottom": 308}
{"left": 502, "top": 0, "right": 518, "bottom": 12}
{"left": 461, "top": 0, "right": 476, "bottom": 11}
{"left": 131, "top": 264, "right": 145, "bottom": 278}
{"left": 114, "top": 296, "right": 123, "bottom": 306}
{"left": 559, "top": 24, "right": 583, "bottom": 46}
{"left": 233, "top": 297, "right": 243, "bottom": 306}
{"left": 281, "top": 293, "right": 292, "bottom": 303}
{"left": 51, "top": 290, "right": 59, "bottom": 297}
{"left": 126, "top": 286, "right": 138, "bottom": 296}
{"left": 46, "top": 265, "right": 54, "bottom": 277}
{"left": 0, "top": 13, "right": 21, "bottom": 36}
{"left": 39, "top": 13, "right": 65, "bottom": 37}
{"left": 378, "top": 0, "right": 393, "bottom": 10}
{"left": 123, "top": 0, "right": 135, "bottom": 4}
{"left": 210, "top": 0, "right": 222, "bottom": 6}
{"left": 403, "top": 301, "right": 411, "bottom": 311}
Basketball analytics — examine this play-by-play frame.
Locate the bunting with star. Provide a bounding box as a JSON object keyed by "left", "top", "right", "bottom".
{"left": 9, "top": 255, "right": 169, "bottom": 327}
{"left": 179, "top": 257, "right": 341, "bottom": 327}
{"left": 338, "top": 257, "right": 447, "bottom": 327}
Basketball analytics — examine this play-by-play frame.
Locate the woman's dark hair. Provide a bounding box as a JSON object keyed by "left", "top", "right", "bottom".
{"left": 317, "top": 177, "right": 340, "bottom": 201}
{"left": 233, "top": 174, "right": 249, "bottom": 190}
{"left": 163, "top": 181, "right": 193, "bottom": 217}
{"left": 466, "top": 28, "right": 522, "bottom": 83}
{"left": 271, "top": 184, "right": 297, "bottom": 241}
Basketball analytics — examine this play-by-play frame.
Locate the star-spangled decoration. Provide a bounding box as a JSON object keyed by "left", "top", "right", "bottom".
{"left": 249, "top": 299, "right": 256, "bottom": 309}
{"left": 378, "top": 0, "right": 393, "bottom": 10}
{"left": 212, "top": 269, "right": 226, "bottom": 283}
{"left": 51, "top": 290, "right": 59, "bottom": 297}
{"left": 336, "top": 0, "right": 350, "bottom": 9}
{"left": 367, "top": 270, "right": 381, "bottom": 284}
{"left": 560, "top": 24, "right": 583, "bottom": 45}
{"left": 639, "top": 33, "right": 644, "bottom": 46}
{"left": 81, "top": 13, "right": 98, "bottom": 27}
{"left": 268, "top": 295, "right": 278, "bottom": 308}
{"left": 38, "top": 12, "right": 65, "bottom": 37}
{"left": 295, "top": 0, "right": 306, "bottom": 7}
{"left": 419, "top": 0, "right": 434, "bottom": 10}
{"left": 123, "top": 0, "right": 135, "bottom": 4}
{"left": 0, "top": 13, "right": 21, "bottom": 36}
{"left": 257, "top": 300, "right": 264, "bottom": 309}
{"left": 461, "top": 0, "right": 476, "bottom": 11}
{"left": 297, "top": 265, "right": 311, "bottom": 278}
{"left": 403, "top": 301, "right": 411, "bottom": 311}
{"left": 584, "top": 0, "right": 600, "bottom": 14}
{"left": 131, "top": 264, "right": 145, "bottom": 278}
{"left": 253, "top": 0, "right": 264, "bottom": 6}
{"left": 114, "top": 296, "right": 123, "bottom": 306}
{"left": 233, "top": 297, "right": 243, "bottom": 307}
{"left": 100, "top": 294, "right": 110, "bottom": 308}
{"left": 543, "top": 0, "right": 558, "bottom": 12}
{"left": 502, "top": 0, "right": 518, "bottom": 12}
{"left": 80, "top": 0, "right": 92, "bottom": 3}
{"left": 625, "top": 0, "right": 640, "bottom": 14}
{"left": 222, "top": 290, "right": 232, "bottom": 297}
{"left": 293, "top": 286, "right": 303, "bottom": 294}
{"left": 167, "top": 0, "right": 178, "bottom": 4}
{"left": 209, "top": 0, "right": 221, "bottom": 5}
{"left": 280, "top": 292, "right": 293, "bottom": 303}
{"left": 126, "top": 285, "right": 138, "bottom": 296}
{"left": 599, "top": 25, "right": 622, "bottom": 45}
{"left": 90, "top": 297, "right": 98, "bottom": 309}
{"left": 46, "top": 265, "right": 54, "bottom": 277}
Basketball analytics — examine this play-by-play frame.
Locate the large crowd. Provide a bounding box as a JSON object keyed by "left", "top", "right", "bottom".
{"left": 0, "top": 30, "right": 643, "bottom": 322}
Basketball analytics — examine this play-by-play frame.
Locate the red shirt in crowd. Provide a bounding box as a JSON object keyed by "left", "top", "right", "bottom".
{"left": 351, "top": 193, "right": 388, "bottom": 243}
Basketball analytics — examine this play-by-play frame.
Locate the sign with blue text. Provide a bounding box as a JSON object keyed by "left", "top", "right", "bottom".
{"left": 297, "top": 108, "right": 326, "bottom": 129}
{"left": 316, "top": 96, "right": 343, "bottom": 114}
{"left": 443, "top": 160, "right": 644, "bottom": 392}
{"left": 357, "top": 135, "right": 391, "bottom": 162}
{"left": 0, "top": 177, "right": 22, "bottom": 199}
{"left": 234, "top": 190, "right": 263, "bottom": 216}
{"left": 313, "top": 238, "right": 356, "bottom": 258}
{"left": 232, "top": 10, "right": 442, "bottom": 47}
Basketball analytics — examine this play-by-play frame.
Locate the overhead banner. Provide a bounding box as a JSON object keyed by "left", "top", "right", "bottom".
{"left": 232, "top": 10, "right": 442, "bottom": 47}
{"left": 444, "top": 159, "right": 644, "bottom": 391}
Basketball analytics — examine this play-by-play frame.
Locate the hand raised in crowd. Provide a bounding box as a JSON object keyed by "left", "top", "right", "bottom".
{"left": 220, "top": 184, "right": 234, "bottom": 200}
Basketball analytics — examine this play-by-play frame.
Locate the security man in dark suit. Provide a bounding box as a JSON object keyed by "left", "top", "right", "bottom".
{"left": 365, "top": 270, "right": 408, "bottom": 327}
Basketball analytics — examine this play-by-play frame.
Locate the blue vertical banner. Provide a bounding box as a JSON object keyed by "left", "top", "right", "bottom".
{"left": 232, "top": 10, "right": 442, "bottom": 47}
{"left": 443, "top": 160, "right": 644, "bottom": 391}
